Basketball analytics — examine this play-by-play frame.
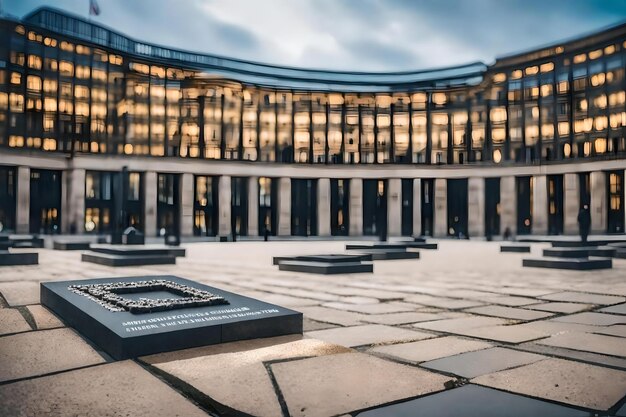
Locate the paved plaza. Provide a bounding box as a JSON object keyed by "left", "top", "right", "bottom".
{"left": 1, "top": 239, "right": 626, "bottom": 416}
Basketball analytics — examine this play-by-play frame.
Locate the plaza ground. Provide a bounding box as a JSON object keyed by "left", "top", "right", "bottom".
{"left": 1, "top": 239, "right": 626, "bottom": 416}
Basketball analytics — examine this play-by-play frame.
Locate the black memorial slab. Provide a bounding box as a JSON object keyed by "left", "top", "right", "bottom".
{"left": 82, "top": 244, "right": 185, "bottom": 267}
{"left": 614, "top": 248, "right": 626, "bottom": 259}
{"left": 523, "top": 257, "right": 612, "bottom": 270}
{"left": 274, "top": 254, "right": 373, "bottom": 274}
{"left": 500, "top": 244, "right": 531, "bottom": 253}
{"left": 357, "top": 385, "right": 588, "bottom": 417}
{"left": 0, "top": 250, "right": 38, "bottom": 266}
{"left": 9, "top": 234, "right": 44, "bottom": 248}
{"left": 543, "top": 246, "right": 616, "bottom": 258}
{"left": 41, "top": 275, "right": 302, "bottom": 360}
{"left": 53, "top": 239, "right": 92, "bottom": 251}
{"left": 350, "top": 248, "right": 420, "bottom": 260}
{"left": 346, "top": 242, "right": 437, "bottom": 251}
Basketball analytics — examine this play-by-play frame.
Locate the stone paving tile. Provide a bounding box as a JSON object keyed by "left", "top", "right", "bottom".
{"left": 297, "top": 306, "right": 367, "bottom": 326}
{"left": 501, "top": 287, "right": 559, "bottom": 297}
{"left": 451, "top": 324, "right": 550, "bottom": 344}
{"left": 0, "top": 309, "right": 32, "bottom": 335}
{"left": 325, "top": 287, "right": 407, "bottom": 300}
{"left": 594, "top": 325, "right": 626, "bottom": 338}
{"left": 357, "top": 384, "right": 590, "bottom": 417}
{"left": 404, "top": 294, "right": 484, "bottom": 309}
{"left": 473, "top": 358, "right": 626, "bottom": 410}
{"left": 337, "top": 296, "right": 380, "bottom": 304}
{"left": 524, "top": 302, "right": 593, "bottom": 314}
{"left": 247, "top": 292, "right": 320, "bottom": 308}
{"left": 144, "top": 336, "right": 350, "bottom": 417}
{"left": 0, "top": 328, "right": 105, "bottom": 383}
{"left": 0, "top": 281, "right": 40, "bottom": 306}
{"left": 480, "top": 295, "right": 540, "bottom": 306}
{"left": 516, "top": 341, "right": 626, "bottom": 370}
{"left": 271, "top": 352, "right": 450, "bottom": 417}
{"left": 413, "top": 316, "right": 512, "bottom": 333}
{"left": 303, "top": 317, "right": 337, "bottom": 332}
{"left": 369, "top": 336, "right": 492, "bottom": 363}
{"left": 516, "top": 320, "right": 602, "bottom": 335}
{"left": 552, "top": 312, "right": 626, "bottom": 326}
{"left": 321, "top": 301, "right": 415, "bottom": 315}
{"left": 0, "top": 361, "right": 207, "bottom": 417}
{"left": 464, "top": 305, "right": 554, "bottom": 321}
{"left": 539, "top": 291, "right": 625, "bottom": 305}
{"left": 421, "top": 347, "right": 545, "bottom": 378}
{"left": 537, "top": 332, "right": 626, "bottom": 357}
{"left": 361, "top": 311, "right": 459, "bottom": 325}
{"left": 26, "top": 304, "right": 64, "bottom": 330}
{"left": 305, "top": 324, "right": 433, "bottom": 348}
{"left": 600, "top": 303, "right": 626, "bottom": 314}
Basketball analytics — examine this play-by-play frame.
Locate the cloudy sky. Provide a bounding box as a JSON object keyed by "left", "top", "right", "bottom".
{"left": 4, "top": 0, "right": 626, "bottom": 71}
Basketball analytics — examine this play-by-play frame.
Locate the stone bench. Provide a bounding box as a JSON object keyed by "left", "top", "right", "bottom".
{"left": 500, "top": 244, "right": 531, "bottom": 253}
{"left": 522, "top": 257, "right": 612, "bottom": 270}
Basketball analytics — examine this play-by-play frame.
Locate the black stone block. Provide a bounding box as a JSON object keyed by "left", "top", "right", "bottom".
{"left": 350, "top": 249, "right": 420, "bottom": 260}
{"left": 523, "top": 257, "right": 612, "bottom": 270}
{"left": 614, "top": 249, "right": 626, "bottom": 259}
{"left": 500, "top": 245, "right": 531, "bottom": 253}
{"left": 53, "top": 240, "right": 92, "bottom": 250}
{"left": 9, "top": 235, "right": 44, "bottom": 248}
{"left": 82, "top": 252, "right": 176, "bottom": 266}
{"left": 346, "top": 242, "right": 437, "bottom": 251}
{"left": 40, "top": 275, "right": 302, "bottom": 360}
{"left": 272, "top": 253, "right": 372, "bottom": 266}
{"left": 0, "top": 251, "right": 38, "bottom": 266}
{"left": 278, "top": 260, "right": 373, "bottom": 274}
{"left": 543, "top": 246, "right": 616, "bottom": 258}
{"left": 357, "top": 384, "right": 588, "bottom": 417}
{"left": 551, "top": 240, "right": 602, "bottom": 248}
{"left": 89, "top": 244, "right": 185, "bottom": 257}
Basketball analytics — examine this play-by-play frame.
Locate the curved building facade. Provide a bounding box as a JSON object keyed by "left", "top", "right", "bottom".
{"left": 0, "top": 7, "right": 625, "bottom": 238}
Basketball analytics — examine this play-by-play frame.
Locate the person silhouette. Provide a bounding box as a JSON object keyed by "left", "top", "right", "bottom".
{"left": 577, "top": 204, "right": 591, "bottom": 243}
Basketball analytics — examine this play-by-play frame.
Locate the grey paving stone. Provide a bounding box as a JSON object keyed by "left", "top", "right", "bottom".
{"left": 536, "top": 332, "right": 626, "bottom": 357}
{"left": 600, "top": 303, "right": 626, "bottom": 314}
{"left": 473, "top": 358, "right": 626, "bottom": 410}
{"left": 480, "top": 295, "right": 539, "bottom": 306}
{"left": 0, "top": 361, "right": 207, "bottom": 417}
{"left": 421, "top": 347, "right": 545, "bottom": 378}
{"left": 539, "top": 291, "right": 625, "bottom": 305}
{"left": 303, "top": 317, "right": 337, "bottom": 331}
{"left": 0, "top": 308, "right": 31, "bottom": 335}
{"left": 370, "top": 336, "right": 492, "bottom": 363}
{"left": 26, "top": 304, "right": 64, "bottom": 329}
{"left": 0, "top": 328, "right": 105, "bottom": 383}
{"left": 451, "top": 324, "right": 550, "bottom": 343}
{"left": 144, "top": 336, "right": 351, "bottom": 417}
{"left": 516, "top": 342, "right": 626, "bottom": 370}
{"left": 524, "top": 302, "right": 592, "bottom": 314}
{"left": 321, "top": 301, "right": 415, "bottom": 315}
{"left": 0, "top": 281, "right": 39, "bottom": 306}
{"left": 464, "top": 306, "right": 554, "bottom": 321}
{"left": 357, "top": 384, "right": 590, "bottom": 417}
{"left": 362, "top": 311, "right": 452, "bottom": 325}
{"left": 305, "top": 324, "right": 433, "bottom": 347}
{"left": 594, "top": 325, "right": 626, "bottom": 338}
{"left": 271, "top": 352, "right": 450, "bottom": 417}
{"left": 552, "top": 312, "right": 626, "bottom": 326}
{"left": 413, "top": 316, "right": 511, "bottom": 333}
{"left": 298, "top": 305, "right": 367, "bottom": 326}
{"left": 404, "top": 294, "right": 484, "bottom": 309}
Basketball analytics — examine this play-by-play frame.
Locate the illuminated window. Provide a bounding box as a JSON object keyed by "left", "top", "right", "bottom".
{"left": 511, "top": 70, "right": 522, "bottom": 79}
{"left": 43, "top": 79, "right": 57, "bottom": 93}
{"left": 10, "top": 72, "right": 21, "bottom": 85}
{"left": 76, "top": 45, "right": 91, "bottom": 55}
{"left": 45, "top": 58, "right": 58, "bottom": 71}
{"left": 10, "top": 52, "right": 24, "bottom": 66}
{"left": 493, "top": 73, "right": 506, "bottom": 83}
{"left": 59, "top": 61, "right": 74, "bottom": 77}
{"left": 432, "top": 93, "right": 447, "bottom": 105}
{"left": 75, "top": 86, "right": 90, "bottom": 99}
{"left": 9, "top": 93, "right": 24, "bottom": 112}
{"left": 26, "top": 75, "right": 41, "bottom": 91}
{"left": 588, "top": 49, "right": 602, "bottom": 60}
{"left": 27, "top": 55, "right": 42, "bottom": 70}
{"left": 76, "top": 66, "right": 90, "bottom": 79}
{"left": 525, "top": 66, "right": 538, "bottom": 75}
{"left": 92, "top": 69, "right": 107, "bottom": 81}
{"left": 60, "top": 41, "right": 74, "bottom": 52}
{"left": 540, "top": 62, "right": 554, "bottom": 72}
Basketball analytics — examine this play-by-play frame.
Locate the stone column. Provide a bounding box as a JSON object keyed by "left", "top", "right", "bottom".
{"left": 317, "top": 178, "right": 331, "bottom": 236}
{"left": 500, "top": 176, "right": 516, "bottom": 235}
{"left": 413, "top": 179, "right": 422, "bottom": 236}
{"left": 179, "top": 173, "right": 194, "bottom": 237}
{"left": 590, "top": 171, "right": 607, "bottom": 233}
{"left": 64, "top": 168, "right": 85, "bottom": 234}
{"left": 468, "top": 177, "right": 485, "bottom": 237}
{"left": 349, "top": 178, "right": 363, "bottom": 236}
{"left": 563, "top": 173, "right": 580, "bottom": 235}
{"left": 277, "top": 177, "right": 291, "bottom": 236}
{"left": 531, "top": 175, "right": 547, "bottom": 235}
{"left": 143, "top": 171, "right": 158, "bottom": 237}
{"left": 434, "top": 178, "right": 447, "bottom": 237}
{"left": 218, "top": 175, "right": 232, "bottom": 237}
{"left": 247, "top": 176, "right": 258, "bottom": 237}
{"left": 386, "top": 178, "right": 402, "bottom": 237}
{"left": 16, "top": 166, "right": 30, "bottom": 233}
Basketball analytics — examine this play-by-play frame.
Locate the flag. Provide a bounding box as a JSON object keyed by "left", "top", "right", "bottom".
{"left": 89, "top": 0, "right": 100, "bottom": 16}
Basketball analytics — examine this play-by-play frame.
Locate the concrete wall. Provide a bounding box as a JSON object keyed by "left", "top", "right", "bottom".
{"left": 180, "top": 173, "right": 194, "bottom": 237}
{"left": 590, "top": 171, "right": 607, "bottom": 233}
{"left": 532, "top": 175, "right": 548, "bottom": 235}
{"left": 387, "top": 178, "right": 402, "bottom": 237}
{"left": 218, "top": 175, "right": 232, "bottom": 236}
{"left": 143, "top": 171, "right": 158, "bottom": 237}
{"left": 500, "top": 176, "right": 516, "bottom": 235}
{"left": 64, "top": 168, "right": 85, "bottom": 234}
{"left": 412, "top": 179, "right": 421, "bottom": 236}
{"left": 434, "top": 178, "right": 447, "bottom": 237}
{"left": 247, "top": 176, "right": 258, "bottom": 237}
{"left": 16, "top": 166, "right": 30, "bottom": 233}
{"left": 277, "top": 177, "right": 291, "bottom": 236}
{"left": 468, "top": 177, "right": 485, "bottom": 237}
{"left": 563, "top": 173, "right": 580, "bottom": 235}
{"left": 349, "top": 178, "right": 363, "bottom": 236}
{"left": 317, "top": 178, "right": 331, "bottom": 236}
